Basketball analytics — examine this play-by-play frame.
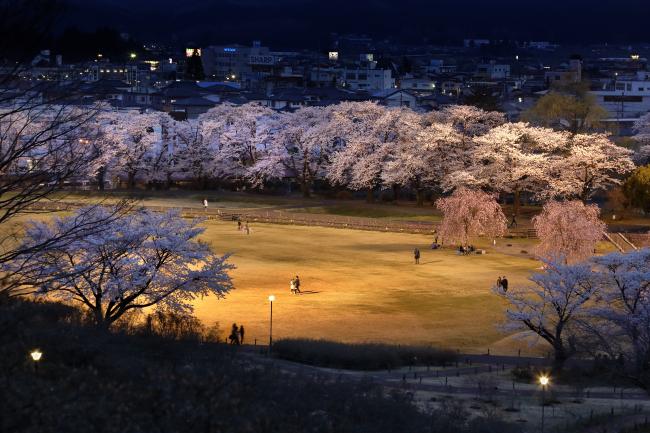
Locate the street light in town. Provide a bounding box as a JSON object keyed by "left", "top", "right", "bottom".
{"left": 30, "top": 349, "right": 43, "bottom": 372}
{"left": 268, "top": 295, "right": 275, "bottom": 354}
{"left": 539, "top": 374, "right": 550, "bottom": 433}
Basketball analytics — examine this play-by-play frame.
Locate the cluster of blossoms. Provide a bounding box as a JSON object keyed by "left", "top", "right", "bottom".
{"left": 78, "top": 102, "right": 635, "bottom": 200}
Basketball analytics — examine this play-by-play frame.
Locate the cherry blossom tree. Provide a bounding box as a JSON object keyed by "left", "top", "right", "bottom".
{"left": 202, "top": 103, "right": 276, "bottom": 185}
{"left": 146, "top": 114, "right": 181, "bottom": 189}
{"left": 173, "top": 117, "right": 218, "bottom": 188}
{"left": 633, "top": 113, "right": 650, "bottom": 147}
{"left": 533, "top": 200, "right": 606, "bottom": 264}
{"left": 5, "top": 206, "right": 234, "bottom": 328}
{"left": 554, "top": 133, "right": 634, "bottom": 200}
{"left": 251, "top": 106, "right": 337, "bottom": 197}
{"left": 633, "top": 114, "right": 650, "bottom": 166}
{"left": 111, "top": 111, "right": 162, "bottom": 189}
{"left": 446, "top": 123, "right": 571, "bottom": 211}
{"left": 633, "top": 146, "right": 650, "bottom": 166}
{"left": 589, "top": 249, "right": 650, "bottom": 387}
{"left": 435, "top": 188, "right": 507, "bottom": 246}
{"left": 380, "top": 109, "right": 436, "bottom": 206}
{"left": 496, "top": 258, "right": 596, "bottom": 370}
{"left": 424, "top": 106, "right": 505, "bottom": 193}
{"left": 425, "top": 105, "right": 505, "bottom": 145}
{"left": 91, "top": 107, "right": 132, "bottom": 189}
{"left": 327, "top": 102, "right": 390, "bottom": 202}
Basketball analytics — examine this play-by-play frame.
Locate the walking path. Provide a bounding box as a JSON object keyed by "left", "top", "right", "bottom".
{"left": 237, "top": 347, "right": 650, "bottom": 402}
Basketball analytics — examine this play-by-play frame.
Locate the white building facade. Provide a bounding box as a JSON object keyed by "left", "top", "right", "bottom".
{"left": 592, "top": 71, "right": 650, "bottom": 119}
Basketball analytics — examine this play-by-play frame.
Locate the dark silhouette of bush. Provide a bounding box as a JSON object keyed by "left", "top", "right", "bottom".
{"left": 1, "top": 298, "right": 519, "bottom": 433}
{"left": 272, "top": 338, "right": 457, "bottom": 370}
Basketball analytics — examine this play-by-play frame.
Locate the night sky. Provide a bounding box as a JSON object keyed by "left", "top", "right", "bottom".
{"left": 57, "top": 0, "right": 650, "bottom": 47}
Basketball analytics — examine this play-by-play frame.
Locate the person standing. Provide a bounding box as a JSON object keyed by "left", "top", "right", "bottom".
{"left": 414, "top": 248, "right": 420, "bottom": 264}
{"left": 496, "top": 276, "right": 502, "bottom": 290}
{"left": 501, "top": 276, "right": 509, "bottom": 292}
{"left": 237, "top": 220, "right": 241, "bottom": 231}
{"left": 239, "top": 325, "right": 245, "bottom": 345}
{"left": 203, "top": 198, "right": 208, "bottom": 211}
{"left": 294, "top": 275, "right": 301, "bottom": 294}
{"left": 509, "top": 214, "right": 517, "bottom": 228}
{"left": 245, "top": 223, "right": 250, "bottom": 235}
{"left": 229, "top": 323, "right": 240, "bottom": 345}
{"left": 290, "top": 278, "right": 297, "bottom": 294}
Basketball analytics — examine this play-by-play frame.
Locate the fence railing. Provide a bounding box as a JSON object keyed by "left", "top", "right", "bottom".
{"left": 27, "top": 201, "right": 546, "bottom": 238}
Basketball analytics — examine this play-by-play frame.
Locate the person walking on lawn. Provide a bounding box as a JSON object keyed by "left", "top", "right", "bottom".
{"left": 294, "top": 275, "right": 301, "bottom": 294}
{"left": 414, "top": 248, "right": 420, "bottom": 264}
{"left": 229, "top": 323, "right": 240, "bottom": 345}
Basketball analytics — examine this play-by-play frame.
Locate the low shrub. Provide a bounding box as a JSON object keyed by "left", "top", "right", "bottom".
{"left": 272, "top": 338, "right": 457, "bottom": 370}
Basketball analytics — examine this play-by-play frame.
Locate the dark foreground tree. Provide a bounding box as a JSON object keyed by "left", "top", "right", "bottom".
{"left": 0, "top": 0, "right": 117, "bottom": 296}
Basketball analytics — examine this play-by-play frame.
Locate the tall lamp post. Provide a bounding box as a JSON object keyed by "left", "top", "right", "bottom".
{"left": 539, "top": 375, "right": 550, "bottom": 433}
{"left": 30, "top": 350, "right": 43, "bottom": 373}
{"left": 268, "top": 295, "right": 275, "bottom": 355}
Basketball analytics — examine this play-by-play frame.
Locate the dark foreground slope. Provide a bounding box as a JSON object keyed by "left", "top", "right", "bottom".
{"left": 0, "top": 298, "right": 519, "bottom": 433}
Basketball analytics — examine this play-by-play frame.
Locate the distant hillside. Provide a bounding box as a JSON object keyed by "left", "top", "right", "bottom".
{"left": 55, "top": 0, "right": 650, "bottom": 48}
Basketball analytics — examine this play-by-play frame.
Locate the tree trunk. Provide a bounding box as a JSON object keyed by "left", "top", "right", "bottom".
{"left": 553, "top": 342, "right": 568, "bottom": 372}
{"left": 366, "top": 188, "right": 374, "bottom": 203}
{"left": 513, "top": 189, "right": 521, "bottom": 216}
{"left": 96, "top": 166, "right": 106, "bottom": 191}
{"left": 128, "top": 172, "right": 136, "bottom": 190}
{"left": 393, "top": 184, "right": 400, "bottom": 203}
{"left": 93, "top": 307, "right": 112, "bottom": 331}
{"left": 300, "top": 179, "right": 310, "bottom": 198}
{"left": 416, "top": 189, "right": 424, "bottom": 207}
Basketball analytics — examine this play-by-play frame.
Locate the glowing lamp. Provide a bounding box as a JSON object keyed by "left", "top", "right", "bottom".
{"left": 30, "top": 350, "right": 43, "bottom": 362}
{"left": 539, "top": 375, "right": 549, "bottom": 386}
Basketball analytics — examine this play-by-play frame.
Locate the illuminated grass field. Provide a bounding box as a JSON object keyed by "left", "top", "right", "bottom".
{"left": 194, "top": 219, "right": 546, "bottom": 353}
{"left": 13, "top": 193, "right": 624, "bottom": 353}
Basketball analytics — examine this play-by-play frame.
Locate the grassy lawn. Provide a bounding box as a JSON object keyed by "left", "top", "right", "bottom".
{"left": 193, "top": 219, "right": 542, "bottom": 353}
{"left": 292, "top": 205, "right": 443, "bottom": 222}
{"left": 11, "top": 191, "right": 645, "bottom": 355}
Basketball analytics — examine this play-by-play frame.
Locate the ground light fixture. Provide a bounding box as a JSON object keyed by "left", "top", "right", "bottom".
{"left": 539, "top": 374, "right": 550, "bottom": 433}
{"left": 30, "top": 349, "right": 43, "bottom": 372}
